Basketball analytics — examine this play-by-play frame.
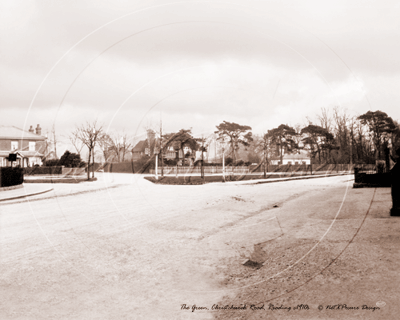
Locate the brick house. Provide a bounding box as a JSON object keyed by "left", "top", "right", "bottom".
{"left": 131, "top": 139, "right": 176, "bottom": 161}
{"left": 132, "top": 130, "right": 176, "bottom": 161}
{"left": 0, "top": 125, "right": 47, "bottom": 167}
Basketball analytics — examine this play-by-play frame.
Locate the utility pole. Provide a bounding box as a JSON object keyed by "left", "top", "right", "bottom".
{"left": 214, "top": 134, "right": 217, "bottom": 163}
{"left": 160, "top": 118, "right": 163, "bottom": 177}
{"left": 92, "top": 128, "right": 96, "bottom": 178}
{"left": 263, "top": 147, "right": 266, "bottom": 178}
{"left": 155, "top": 151, "right": 158, "bottom": 180}
{"left": 350, "top": 126, "right": 353, "bottom": 167}
{"left": 201, "top": 135, "right": 205, "bottom": 180}
{"left": 222, "top": 146, "right": 225, "bottom": 182}
{"left": 52, "top": 124, "right": 57, "bottom": 159}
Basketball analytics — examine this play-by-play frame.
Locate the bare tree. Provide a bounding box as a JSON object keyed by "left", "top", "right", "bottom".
{"left": 332, "top": 106, "right": 350, "bottom": 163}
{"left": 116, "top": 132, "right": 133, "bottom": 162}
{"left": 72, "top": 121, "right": 103, "bottom": 180}
{"left": 317, "top": 107, "right": 333, "bottom": 132}
{"left": 97, "top": 133, "right": 114, "bottom": 162}
{"left": 69, "top": 132, "right": 85, "bottom": 156}
{"left": 107, "top": 131, "right": 134, "bottom": 162}
{"left": 256, "top": 131, "right": 275, "bottom": 177}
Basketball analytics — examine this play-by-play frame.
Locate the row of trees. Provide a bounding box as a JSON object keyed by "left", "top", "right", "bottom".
{"left": 249, "top": 108, "right": 400, "bottom": 166}
{"left": 66, "top": 121, "right": 140, "bottom": 179}
{"left": 164, "top": 109, "right": 400, "bottom": 167}
{"left": 55, "top": 108, "right": 400, "bottom": 180}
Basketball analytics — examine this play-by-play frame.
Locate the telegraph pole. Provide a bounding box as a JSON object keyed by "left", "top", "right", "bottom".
{"left": 263, "top": 148, "right": 266, "bottom": 178}
{"left": 201, "top": 135, "right": 204, "bottom": 179}
{"left": 350, "top": 126, "right": 353, "bottom": 166}
{"left": 222, "top": 147, "right": 225, "bottom": 182}
{"left": 160, "top": 117, "right": 164, "bottom": 177}
{"left": 155, "top": 152, "right": 158, "bottom": 180}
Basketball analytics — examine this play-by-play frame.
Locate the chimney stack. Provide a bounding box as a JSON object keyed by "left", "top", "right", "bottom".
{"left": 35, "top": 124, "right": 42, "bottom": 136}
{"left": 29, "top": 125, "right": 34, "bottom": 133}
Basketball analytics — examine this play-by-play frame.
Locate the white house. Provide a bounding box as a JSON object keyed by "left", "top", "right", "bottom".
{"left": 269, "top": 150, "right": 311, "bottom": 165}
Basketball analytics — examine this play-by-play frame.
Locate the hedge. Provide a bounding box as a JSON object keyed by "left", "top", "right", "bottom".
{"left": 24, "top": 166, "right": 63, "bottom": 175}
{"left": 0, "top": 167, "right": 24, "bottom": 187}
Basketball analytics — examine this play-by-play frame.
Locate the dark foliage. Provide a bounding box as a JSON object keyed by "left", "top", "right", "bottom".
{"left": 44, "top": 151, "right": 85, "bottom": 167}
{"left": 59, "top": 151, "right": 85, "bottom": 167}
{"left": 225, "top": 157, "right": 233, "bottom": 165}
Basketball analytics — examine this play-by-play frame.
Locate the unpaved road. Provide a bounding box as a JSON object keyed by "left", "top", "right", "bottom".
{"left": 0, "top": 174, "right": 397, "bottom": 319}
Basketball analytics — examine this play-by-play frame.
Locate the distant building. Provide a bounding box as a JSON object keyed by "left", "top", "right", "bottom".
{"left": 132, "top": 130, "right": 176, "bottom": 161}
{"left": 131, "top": 140, "right": 148, "bottom": 160}
{"left": 0, "top": 125, "right": 47, "bottom": 167}
{"left": 269, "top": 150, "right": 311, "bottom": 165}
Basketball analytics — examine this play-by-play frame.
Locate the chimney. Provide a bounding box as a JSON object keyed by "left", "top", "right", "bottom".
{"left": 147, "top": 129, "right": 155, "bottom": 142}
{"left": 35, "top": 124, "right": 42, "bottom": 136}
{"left": 29, "top": 125, "right": 34, "bottom": 133}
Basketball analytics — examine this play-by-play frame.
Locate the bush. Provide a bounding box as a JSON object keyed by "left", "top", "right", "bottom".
{"left": 163, "top": 158, "right": 178, "bottom": 166}
{"left": 44, "top": 151, "right": 85, "bottom": 167}
{"left": 44, "top": 159, "right": 61, "bottom": 167}
{"left": 59, "top": 151, "right": 85, "bottom": 167}
{"left": 236, "top": 160, "right": 245, "bottom": 166}
{"left": 203, "top": 162, "right": 222, "bottom": 166}
{"left": 225, "top": 157, "right": 233, "bottom": 166}
{"left": 24, "top": 166, "right": 63, "bottom": 175}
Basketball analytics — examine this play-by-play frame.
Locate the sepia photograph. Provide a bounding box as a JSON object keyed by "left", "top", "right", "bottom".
{"left": 1, "top": 1, "right": 400, "bottom": 319}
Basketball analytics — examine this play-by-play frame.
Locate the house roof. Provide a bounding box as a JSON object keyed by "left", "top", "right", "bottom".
{"left": 132, "top": 138, "right": 163, "bottom": 153}
{"left": 132, "top": 140, "right": 147, "bottom": 152}
{"left": 0, "top": 126, "right": 46, "bottom": 140}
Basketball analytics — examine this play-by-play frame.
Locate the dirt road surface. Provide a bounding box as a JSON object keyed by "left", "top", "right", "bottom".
{"left": 0, "top": 174, "right": 398, "bottom": 319}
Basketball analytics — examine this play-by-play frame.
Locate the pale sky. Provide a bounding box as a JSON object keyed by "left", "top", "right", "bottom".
{"left": 1, "top": 0, "right": 400, "bottom": 154}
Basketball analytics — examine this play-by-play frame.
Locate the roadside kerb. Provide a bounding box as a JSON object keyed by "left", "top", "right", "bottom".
{"left": 0, "top": 187, "right": 54, "bottom": 202}
{"left": 0, "top": 183, "right": 129, "bottom": 204}
{"left": 227, "top": 172, "right": 354, "bottom": 185}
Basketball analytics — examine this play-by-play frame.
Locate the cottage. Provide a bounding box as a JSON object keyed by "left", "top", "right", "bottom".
{"left": 132, "top": 129, "right": 178, "bottom": 161}
{"left": 269, "top": 150, "right": 311, "bottom": 165}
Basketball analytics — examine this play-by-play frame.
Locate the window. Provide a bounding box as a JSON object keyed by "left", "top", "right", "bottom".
{"left": 11, "top": 141, "right": 18, "bottom": 151}
{"left": 29, "top": 141, "right": 36, "bottom": 151}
